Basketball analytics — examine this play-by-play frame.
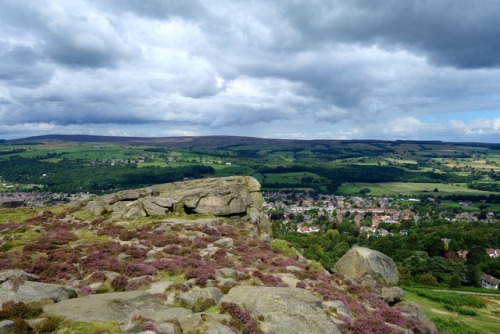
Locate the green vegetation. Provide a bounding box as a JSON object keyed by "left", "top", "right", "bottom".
{"left": 337, "top": 182, "right": 493, "bottom": 197}
{"left": 403, "top": 288, "right": 500, "bottom": 334}
{"left": 0, "top": 136, "right": 497, "bottom": 195}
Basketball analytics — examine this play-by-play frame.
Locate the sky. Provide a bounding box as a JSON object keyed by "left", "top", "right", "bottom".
{"left": 0, "top": 0, "right": 499, "bottom": 142}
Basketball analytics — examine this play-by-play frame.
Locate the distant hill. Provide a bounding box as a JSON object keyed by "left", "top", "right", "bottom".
{"left": 5, "top": 134, "right": 499, "bottom": 149}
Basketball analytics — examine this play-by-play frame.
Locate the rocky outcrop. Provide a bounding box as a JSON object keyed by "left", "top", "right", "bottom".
{"left": 0, "top": 270, "right": 76, "bottom": 305}
{"left": 220, "top": 285, "right": 341, "bottom": 334}
{"left": 87, "top": 176, "right": 263, "bottom": 218}
{"left": 333, "top": 246, "right": 398, "bottom": 286}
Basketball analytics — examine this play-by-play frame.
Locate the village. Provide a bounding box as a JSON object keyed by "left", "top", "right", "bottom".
{"left": 263, "top": 191, "right": 498, "bottom": 236}
{"left": 263, "top": 191, "right": 500, "bottom": 290}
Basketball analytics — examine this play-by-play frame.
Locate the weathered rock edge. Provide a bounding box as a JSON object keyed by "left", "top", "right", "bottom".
{"left": 87, "top": 176, "right": 263, "bottom": 219}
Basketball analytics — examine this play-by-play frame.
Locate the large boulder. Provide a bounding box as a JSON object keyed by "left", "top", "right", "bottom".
{"left": 87, "top": 176, "right": 264, "bottom": 219}
{"left": 333, "top": 247, "right": 398, "bottom": 286}
{"left": 220, "top": 286, "right": 341, "bottom": 334}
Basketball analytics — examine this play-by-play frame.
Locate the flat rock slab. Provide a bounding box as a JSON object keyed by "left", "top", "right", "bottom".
{"left": 43, "top": 291, "right": 174, "bottom": 324}
{"left": 0, "top": 280, "right": 76, "bottom": 305}
{"left": 220, "top": 286, "right": 341, "bottom": 334}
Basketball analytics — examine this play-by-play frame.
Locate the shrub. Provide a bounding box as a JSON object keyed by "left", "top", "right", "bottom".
{"left": 110, "top": 275, "right": 128, "bottom": 292}
{"left": 252, "top": 270, "right": 285, "bottom": 287}
{"left": 184, "top": 265, "right": 216, "bottom": 286}
{"left": 0, "top": 301, "right": 43, "bottom": 320}
{"left": 296, "top": 281, "right": 307, "bottom": 289}
{"left": 417, "top": 273, "right": 438, "bottom": 286}
{"left": 13, "top": 319, "right": 34, "bottom": 334}
{"left": 220, "top": 302, "right": 263, "bottom": 334}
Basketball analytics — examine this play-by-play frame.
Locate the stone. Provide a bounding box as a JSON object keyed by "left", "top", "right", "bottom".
{"left": 382, "top": 286, "right": 405, "bottom": 303}
{"left": 155, "top": 322, "right": 181, "bottom": 334}
{"left": 323, "top": 301, "right": 352, "bottom": 320}
{"left": 220, "top": 285, "right": 341, "bottom": 334}
{"left": 150, "top": 307, "right": 192, "bottom": 323}
{"left": 178, "top": 313, "right": 232, "bottom": 334}
{"left": 179, "top": 287, "right": 223, "bottom": 309}
{"left": 0, "top": 320, "right": 14, "bottom": 334}
{"left": 215, "top": 268, "right": 237, "bottom": 279}
{"left": 0, "top": 280, "right": 77, "bottom": 304}
{"left": 398, "top": 301, "right": 437, "bottom": 332}
{"left": 43, "top": 291, "right": 170, "bottom": 324}
{"left": 0, "top": 269, "right": 39, "bottom": 283}
{"left": 333, "top": 247, "right": 398, "bottom": 286}
{"left": 214, "top": 237, "right": 234, "bottom": 249}
{"left": 216, "top": 278, "right": 237, "bottom": 291}
{"left": 147, "top": 281, "right": 175, "bottom": 294}
{"left": 286, "top": 265, "right": 304, "bottom": 272}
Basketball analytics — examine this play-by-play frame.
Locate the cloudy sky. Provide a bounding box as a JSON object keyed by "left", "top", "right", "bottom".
{"left": 0, "top": 0, "right": 499, "bottom": 141}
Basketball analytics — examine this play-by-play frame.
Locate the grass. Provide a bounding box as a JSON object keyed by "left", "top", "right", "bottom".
{"left": 336, "top": 182, "right": 497, "bottom": 197}
{"left": 53, "top": 320, "right": 120, "bottom": 334}
{"left": 403, "top": 288, "right": 500, "bottom": 334}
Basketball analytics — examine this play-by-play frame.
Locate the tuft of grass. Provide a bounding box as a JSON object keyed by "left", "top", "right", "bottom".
{"left": 53, "top": 320, "right": 120, "bottom": 334}
{"left": 153, "top": 273, "right": 186, "bottom": 283}
{"left": 270, "top": 239, "right": 296, "bottom": 257}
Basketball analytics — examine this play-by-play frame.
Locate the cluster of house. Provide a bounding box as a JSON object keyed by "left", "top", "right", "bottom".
{"left": 265, "top": 192, "right": 417, "bottom": 236}
{"left": 0, "top": 192, "right": 94, "bottom": 207}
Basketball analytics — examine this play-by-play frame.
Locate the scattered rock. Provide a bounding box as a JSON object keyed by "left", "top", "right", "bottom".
{"left": 333, "top": 246, "right": 398, "bottom": 286}
{"left": 220, "top": 285, "right": 341, "bottom": 334}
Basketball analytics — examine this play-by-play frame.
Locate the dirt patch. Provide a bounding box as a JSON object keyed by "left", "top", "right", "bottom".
{"left": 429, "top": 308, "right": 454, "bottom": 316}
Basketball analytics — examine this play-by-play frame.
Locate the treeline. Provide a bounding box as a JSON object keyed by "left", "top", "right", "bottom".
{"left": 0, "top": 157, "right": 214, "bottom": 193}
{"left": 275, "top": 217, "right": 500, "bottom": 288}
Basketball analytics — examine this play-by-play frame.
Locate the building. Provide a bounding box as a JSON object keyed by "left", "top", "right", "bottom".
{"left": 486, "top": 248, "right": 500, "bottom": 258}
{"left": 481, "top": 273, "right": 500, "bottom": 289}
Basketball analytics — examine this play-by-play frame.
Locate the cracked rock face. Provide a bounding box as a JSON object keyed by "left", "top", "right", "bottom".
{"left": 87, "top": 176, "right": 264, "bottom": 219}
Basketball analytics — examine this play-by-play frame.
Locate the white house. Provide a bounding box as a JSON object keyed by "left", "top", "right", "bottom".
{"left": 480, "top": 273, "right": 500, "bottom": 289}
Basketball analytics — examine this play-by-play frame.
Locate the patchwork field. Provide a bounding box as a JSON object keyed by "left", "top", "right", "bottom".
{"left": 336, "top": 182, "right": 495, "bottom": 197}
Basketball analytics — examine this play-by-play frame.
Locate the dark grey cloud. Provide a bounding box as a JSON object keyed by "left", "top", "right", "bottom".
{"left": 0, "top": 0, "right": 498, "bottom": 141}
{"left": 279, "top": 0, "right": 500, "bottom": 68}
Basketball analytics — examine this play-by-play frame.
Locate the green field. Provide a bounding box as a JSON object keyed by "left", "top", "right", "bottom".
{"left": 403, "top": 289, "right": 500, "bottom": 334}
{"left": 337, "top": 182, "right": 496, "bottom": 197}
